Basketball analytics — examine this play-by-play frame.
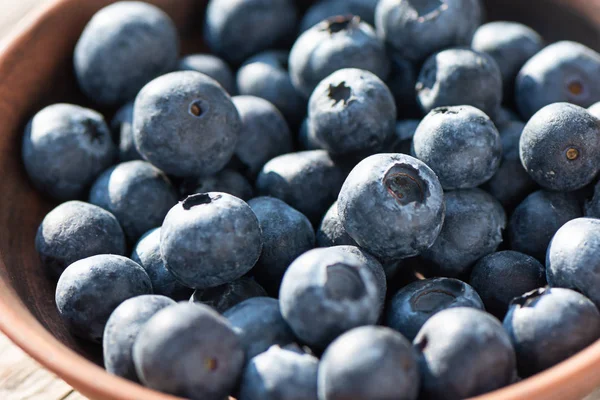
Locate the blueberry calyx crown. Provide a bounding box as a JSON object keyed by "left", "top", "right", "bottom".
{"left": 413, "top": 0, "right": 449, "bottom": 21}
{"left": 182, "top": 193, "right": 219, "bottom": 209}
{"left": 328, "top": 82, "right": 353, "bottom": 106}
{"left": 511, "top": 287, "right": 548, "bottom": 308}
{"left": 324, "top": 263, "right": 366, "bottom": 301}
{"left": 383, "top": 164, "right": 429, "bottom": 206}
{"left": 321, "top": 15, "right": 359, "bottom": 34}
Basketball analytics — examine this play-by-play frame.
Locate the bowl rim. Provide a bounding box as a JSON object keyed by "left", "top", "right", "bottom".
{"left": 1, "top": 0, "right": 600, "bottom": 399}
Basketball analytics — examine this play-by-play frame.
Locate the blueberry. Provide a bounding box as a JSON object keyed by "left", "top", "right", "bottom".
{"left": 22, "top": 104, "right": 116, "bottom": 201}
{"left": 516, "top": 41, "right": 600, "bottom": 120}
{"left": 239, "top": 344, "right": 319, "bottom": 400}
{"left": 36, "top": 201, "right": 126, "bottom": 278}
{"left": 503, "top": 287, "right": 600, "bottom": 377}
{"left": 179, "top": 169, "right": 254, "bottom": 201}
{"left": 319, "top": 326, "right": 419, "bottom": 400}
{"left": 307, "top": 68, "right": 396, "bottom": 155}
{"left": 224, "top": 297, "right": 296, "bottom": 360}
{"left": 279, "top": 247, "right": 380, "bottom": 348}
{"left": 298, "top": 118, "right": 323, "bottom": 150}
{"left": 299, "top": 0, "right": 378, "bottom": 32}
{"left": 589, "top": 101, "right": 600, "bottom": 119}
{"left": 191, "top": 277, "right": 268, "bottom": 314}
{"left": 421, "top": 189, "right": 506, "bottom": 277}
{"left": 247, "top": 197, "right": 315, "bottom": 295}
{"left": 289, "top": 15, "right": 390, "bottom": 98}
{"left": 237, "top": 50, "right": 306, "bottom": 126}
{"left": 338, "top": 153, "right": 445, "bottom": 260}
{"left": 256, "top": 150, "right": 347, "bottom": 224}
{"left": 178, "top": 54, "right": 235, "bottom": 94}
{"left": 413, "top": 105, "right": 502, "bottom": 189}
{"left": 131, "top": 228, "right": 193, "bottom": 300}
{"left": 231, "top": 96, "right": 294, "bottom": 178}
{"left": 471, "top": 22, "right": 543, "bottom": 100}
{"left": 89, "top": 160, "right": 178, "bottom": 243}
{"left": 469, "top": 251, "right": 546, "bottom": 319}
{"left": 387, "top": 53, "right": 420, "bottom": 119}
{"left": 74, "top": 2, "right": 179, "bottom": 106}
{"left": 111, "top": 102, "right": 142, "bottom": 162}
{"left": 132, "top": 302, "right": 244, "bottom": 399}
{"left": 416, "top": 48, "right": 503, "bottom": 119}
{"left": 482, "top": 121, "right": 537, "bottom": 210}
{"left": 161, "top": 193, "right": 262, "bottom": 289}
{"left": 547, "top": 218, "right": 600, "bottom": 308}
{"left": 317, "top": 201, "right": 358, "bottom": 248}
{"left": 133, "top": 71, "right": 241, "bottom": 177}
{"left": 585, "top": 180, "right": 600, "bottom": 218}
{"left": 386, "top": 277, "right": 483, "bottom": 341}
{"left": 55, "top": 254, "right": 152, "bottom": 342}
{"left": 508, "top": 190, "right": 582, "bottom": 261}
{"left": 376, "top": 0, "right": 483, "bottom": 62}
{"left": 103, "top": 295, "right": 175, "bottom": 382}
{"left": 389, "top": 120, "right": 420, "bottom": 154}
{"left": 415, "top": 307, "right": 516, "bottom": 400}
{"left": 519, "top": 103, "right": 600, "bottom": 191}
{"left": 204, "top": 0, "right": 298, "bottom": 65}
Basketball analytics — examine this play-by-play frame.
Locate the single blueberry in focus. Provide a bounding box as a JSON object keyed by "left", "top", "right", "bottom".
{"left": 503, "top": 287, "right": 600, "bottom": 377}
{"left": 338, "top": 153, "right": 445, "bottom": 260}
{"left": 300, "top": 0, "right": 379, "bottom": 31}
{"left": 111, "top": 102, "right": 142, "bottom": 162}
{"left": 191, "top": 277, "right": 268, "bottom": 314}
{"left": 415, "top": 307, "right": 516, "bottom": 400}
{"left": 131, "top": 228, "right": 193, "bottom": 301}
{"left": 319, "top": 326, "right": 420, "bottom": 400}
{"left": 55, "top": 254, "right": 152, "bottom": 343}
{"left": 248, "top": 197, "right": 315, "bottom": 296}
{"left": 22, "top": 103, "right": 116, "bottom": 201}
{"left": 178, "top": 54, "right": 235, "bottom": 94}
{"left": 386, "top": 277, "right": 484, "bottom": 341}
{"left": 179, "top": 169, "right": 254, "bottom": 201}
{"left": 389, "top": 119, "right": 420, "bottom": 154}
{"left": 103, "top": 295, "right": 175, "bottom": 382}
{"left": 317, "top": 201, "right": 358, "bottom": 248}
{"left": 133, "top": 302, "right": 244, "bottom": 399}
{"left": 133, "top": 71, "right": 241, "bottom": 177}
{"left": 74, "top": 2, "right": 179, "bottom": 106}
{"left": 36, "top": 201, "right": 126, "bottom": 278}
{"left": 161, "top": 193, "right": 262, "bottom": 289}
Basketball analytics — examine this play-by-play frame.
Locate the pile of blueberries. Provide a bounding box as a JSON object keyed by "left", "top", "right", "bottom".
{"left": 21, "top": 0, "right": 600, "bottom": 399}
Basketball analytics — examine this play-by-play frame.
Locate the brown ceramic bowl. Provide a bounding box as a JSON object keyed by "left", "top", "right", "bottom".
{"left": 0, "top": 0, "right": 599, "bottom": 399}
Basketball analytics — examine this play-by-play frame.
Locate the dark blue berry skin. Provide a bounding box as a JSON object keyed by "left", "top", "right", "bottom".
{"left": 298, "top": 118, "right": 323, "bottom": 150}
{"left": 89, "top": 160, "right": 178, "bottom": 243}
{"left": 317, "top": 201, "right": 358, "bottom": 248}
{"left": 232, "top": 96, "right": 294, "bottom": 178}
{"left": 493, "top": 106, "right": 522, "bottom": 131}
{"left": 191, "top": 277, "right": 268, "bottom": 314}
{"left": 508, "top": 190, "right": 582, "bottom": 261}
{"left": 248, "top": 197, "right": 315, "bottom": 296}
{"left": 103, "top": 295, "right": 175, "bottom": 382}
{"left": 319, "top": 326, "right": 420, "bottom": 400}
{"left": 133, "top": 71, "right": 241, "bottom": 177}
{"left": 179, "top": 169, "right": 254, "bottom": 201}
{"left": 482, "top": 121, "right": 537, "bottom": 211}
{"left": 589, "top": 102, "right": 600, "bottom": 119}
{"left": 256, "top": 150, "right": 347, "bottom": 224}
{"left": 224, "top": 297, "right": 296, "bottom": 360}
{"left": 132, "top": 302, "right": 244, "bottom": 399}
{"left": 422, "top": 189, "right": 506, "bottom": 277}
{"left": 416, "top": 48, "right": 503, "bottom": 119}
{"left": 386, "top": 277, "right": 483, "bottom": 341}
{"left": 469, "top": 251, "right": 546, "bottom": 319}
{"left": 471, "top": 22, "right": 543, "bottom": 100}
{"left": 55, "top": 254, "right": 152, "bottom": 343}
{"left": 289, "top": 15, "right": 390, "bottom": 98}
{"left": 300, "top": 0, "right": 378, "bottom": 32}
{"left": 240, "top": 344, "right": 319, "bottom": 400}
{"left": 375, "top": 0, "right": 483, "bottom": 63}
{"left": 585, "top": 179, "right": 600, "bottom": 219}
{"left": 131, "top": 228, "right": 193, "bottom": 301}
{"left": 338, "top": 153, "right": 445, "bottom": 261}
{"left": 204, "top": 0, "right": 298, "bottom": 65}
{"left": 547, "top": 218, "right": 600, "bottom": 308}
{"left": 237, "top": 50, "right": 306, "bottom": 126}
{"left": 387, "top": 54, "right": 420, "bottom": 119}
{"left": 111, "top": 102, "right": 142, "bottom": 162}
{"left": 413, "top": 105, "right": 502, "bottom": 190}
{"left": 503, "top": 287, "right": 600, "bottom": 377}
{"left": 389, "top": 120, "right": 420, "bottom": 154}
{"left": 36, "top": 201, "right": 126, "bottom": 278}
{"left": 515, "top": 41, "right": 600, "bottom": 120}
{"left": 279, "top": 247, "right": 380, "bottom": 349}
{"left": 519, "top": 103, "right": 600, "bottom": 191}
{"left": 308, "top": 68, "right": 396, "bottom": 155}
{"left": 161, "top": 193, "right": 262, "bottom": 289}
{"left": 22, "top": 104, "right": 116, "bottom": 201}
{"left": 415, "top": 307, "right": 516, "bottom": 400}
{"left": 74, "top": 2, "right": 179, "bottom": 106}
{"left": 178, "top": 54, "right": 235, "bottom": 94}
